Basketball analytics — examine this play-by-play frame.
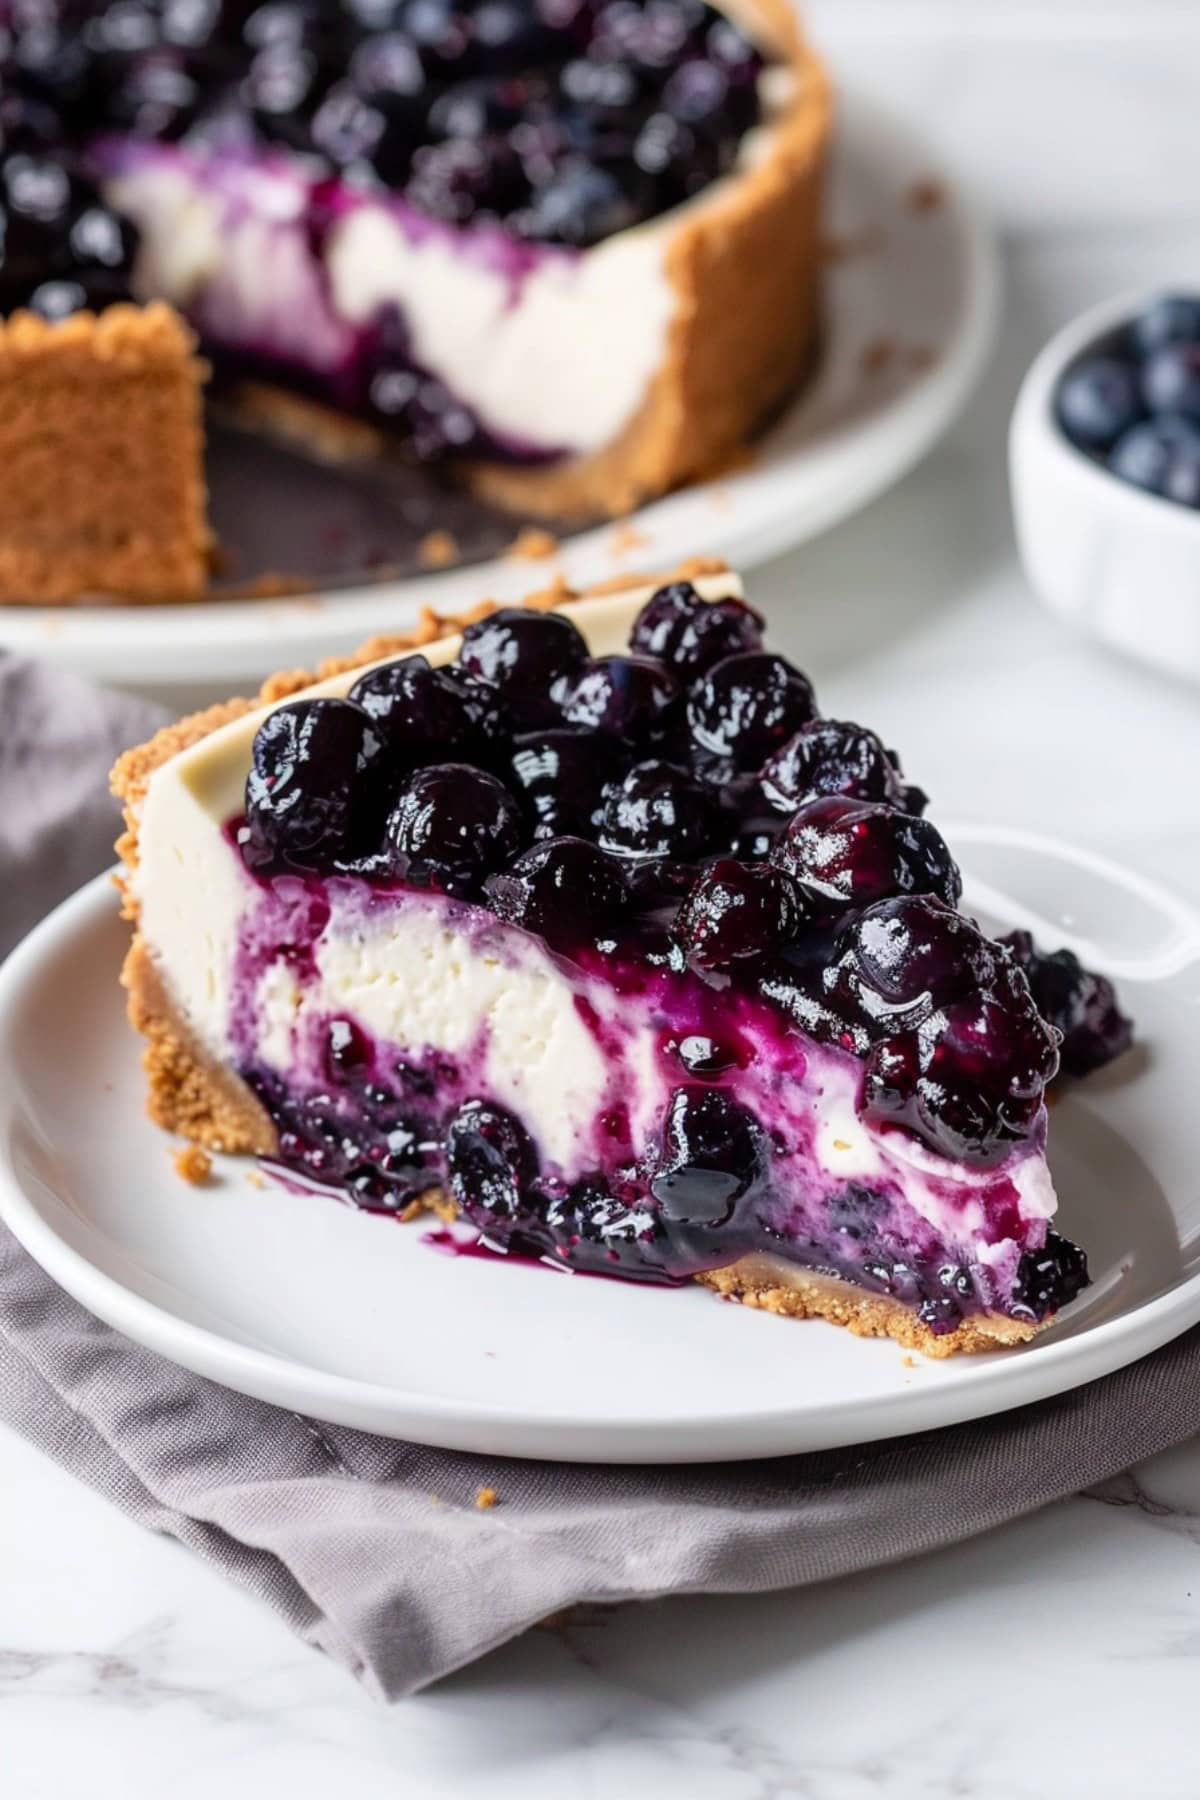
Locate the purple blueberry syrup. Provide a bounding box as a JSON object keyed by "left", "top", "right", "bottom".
{"left": 225, "top": 580, "right": 1131, "bottom": 1329}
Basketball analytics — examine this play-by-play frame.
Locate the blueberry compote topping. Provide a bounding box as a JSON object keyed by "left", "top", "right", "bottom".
{"left": 233, "top": 584, "right": 1131, "bottom": 1322}
{"left": 0, "top": 0, "right": 769, "bottom": 329}
{"left": 999, "top": 929, "right": 1134, "bottom": 1078}
{"left": 1055, "top": 293, "right": 1200, "bottom": 509}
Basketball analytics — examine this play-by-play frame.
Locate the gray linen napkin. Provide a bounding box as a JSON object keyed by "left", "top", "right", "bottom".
{"left": 1, "top": 650, "right": 1197, "bottom": 1701}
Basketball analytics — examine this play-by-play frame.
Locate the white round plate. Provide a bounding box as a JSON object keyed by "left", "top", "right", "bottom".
{"left": 0, "top": 830, "right": 1197, "bottom": 1463}
{"left": 0, "top": 89, "right": 997, "bottom": 691}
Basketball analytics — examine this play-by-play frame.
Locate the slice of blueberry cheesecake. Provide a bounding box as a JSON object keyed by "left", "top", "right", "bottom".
{"left": 112, "top": 564, "right": 1131, "bottom": 1354}
{"left": 0, "top": 0, "right": 830, "bottom": 601}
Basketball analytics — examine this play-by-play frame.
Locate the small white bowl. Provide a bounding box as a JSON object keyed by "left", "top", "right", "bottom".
{"left": 1010, "top": 290, "right": 1200, "bottom": 683}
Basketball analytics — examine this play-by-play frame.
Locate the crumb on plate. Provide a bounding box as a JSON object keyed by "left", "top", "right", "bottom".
{"left": 507, "top": 525, "right": 559, "bottom": 561}
{"left": 173, "top": 1144, "right": 212, "bottom": 1185}
{"left": 475, "top": 1486, "right": 499, "bottom": 1510}
{"left": 419, "top": 529, "right": 460, "bottom": 569}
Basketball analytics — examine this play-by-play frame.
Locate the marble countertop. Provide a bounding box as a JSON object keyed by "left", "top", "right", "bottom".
{"left": 5, "top": 2, "right": 1200, "bottom": 1792}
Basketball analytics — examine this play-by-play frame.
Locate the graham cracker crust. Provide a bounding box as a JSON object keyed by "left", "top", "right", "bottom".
{"left": 0, "top": 303, "right": 210, "bottom": 604}
{"left": 111, "top": 554, "right": 1051, "bottom": 1357}
{"left": 698, "top": 1264, "right": 1039, "bottom": 1359}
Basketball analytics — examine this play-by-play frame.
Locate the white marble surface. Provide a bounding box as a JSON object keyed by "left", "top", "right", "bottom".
{"left": 5, "top": 2, "right": 1200, "bottom": 1792}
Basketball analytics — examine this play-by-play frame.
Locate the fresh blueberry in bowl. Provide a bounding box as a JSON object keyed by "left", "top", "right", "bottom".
{"left": 1109, "top": 415, "right": 1200, "bottom": 506}
{"left": 1050, "top": 291, "right": 1200, "bottom": 509}
{"left": 1015, "top": 289, "right": 1200, "bottom": 679}
{"left": 1054, "top": 354, "right": 1142, "bottom": 452}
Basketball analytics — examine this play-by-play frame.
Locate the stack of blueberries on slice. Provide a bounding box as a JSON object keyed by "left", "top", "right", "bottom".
{"left": 1055, "top": 294, "right": 1200, "bottom": 508}
{"left": 242, "top": 579, "right": 1133, "bottom": 1177}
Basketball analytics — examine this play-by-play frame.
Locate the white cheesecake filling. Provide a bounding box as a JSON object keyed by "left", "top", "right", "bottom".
{"left": 102, "top": 147, "right": 673, "bottom": 456}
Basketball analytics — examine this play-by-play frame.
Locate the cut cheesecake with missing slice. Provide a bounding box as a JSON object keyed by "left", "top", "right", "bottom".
{"left": 112, "top": 563, "right": 1132, "bottom": 1355}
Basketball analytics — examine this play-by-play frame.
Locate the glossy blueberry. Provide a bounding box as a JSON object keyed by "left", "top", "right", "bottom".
{"left": 1011, "top": 1230, "right": 1090, "bottom": 1321}
{"left": 629, "top": 581, "right": 764, "bottom": 678}
{"left": 662, "top": 56, "right": 728, "bottom": 126}
{"left": 103, "top": 49, "right": 204, "bottom": 140}
{"left": 1109, "top": 415, "right": 1200, "bottom": 504}
{"left": 686, "top": 651, "right": 817, "bottom": 771}
{"left": 405, "top": 133, "right": 529, "bottom": 224}
{"left": 557, "top": 654, "right": 679, "bottom": 740}
{"left": 310, "top": 82, "right": 390, "bottom": 165}
{"left": 445, "top": 1098, "right": 536, "bottom": 1233}
{"left": 508, "top": 727, "right": 626, "bottom": 839}
{"left": 243, "top": 697, "right": 381, "bottom": 872}
{"left": 437, "top": 663, "right": 511, "bottom": 761}
{"left": 427, "top": 75, "right": 531, "bottom": 140}
{"left": 862, "top": 963, "right": 1060, "bottom": 1164}
{"left": 760, "top": 719, "right": 907, "bottom": 813}
{"left": 486, "top": 834, "right": 628, "bottom": 939}
{"left": 673, "top": 857, "right": 807, "bottom": 970}
{"left": 515, "top": 156, "right": 638, "bottom": 246}
{"left": 771, "top": 795, "right": 962, "bottom": 911}
{"left": 404, "top": 0, "right": 473, "bottom": 72}
{"left": 348, "top": 652, "right": 477, "bottom": 763}
{"left": 631, "top": 110, "right": 715, "bottom": 202}
{"left": 560, "top": 54, "right": 640, "bottom": 110}
{"left": 384, "top": 762, "right": 523, "bottom": 891}
{"left": 834, "top": 895, "right": 996, "bottom": 1033}
{"left": 542, "top": 1183, "right": 670, "bottom": 1279}
{"left": 365, "top": 358, "right": 482, "bottom": 459}
{"left": 999, "top": 929, "right": 1133, "bottom": 1077}
{"left": 1056, "top": 354, "right": 1142, "bottom": 451}
{"left": 651, "top": 1086, "right": 766, "bottom": 1226}
{"left": 599, "top": 758, "right": 717, "bottom": 859}
{"left": 1131, "top": 295, "right": 1200, "bottom": 358}
{"left": 459, "top": 607, "right": 588, "bottom": 727}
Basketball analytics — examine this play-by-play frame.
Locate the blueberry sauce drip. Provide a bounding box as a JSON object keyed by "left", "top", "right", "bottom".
{"left": 230, "top": 582, "right": 1130, "bottom": 1324}
{"left": 1055, "top": 293, "right": 1200, "bottom": 510}
{"left": 0, "top": 0, "right": 769, "bottom": 432}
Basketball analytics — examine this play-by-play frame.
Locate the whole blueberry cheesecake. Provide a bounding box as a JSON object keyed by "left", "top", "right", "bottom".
{"left": 0, "top": 0, "right": 829, "bottom": 600}
{"left": 112, "top": 564, "right": 1132, "bottom": 1354}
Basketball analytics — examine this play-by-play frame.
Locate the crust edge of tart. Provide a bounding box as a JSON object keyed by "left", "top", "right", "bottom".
{"left": 0, "top": 301, "right": 211, "bottom": 605}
